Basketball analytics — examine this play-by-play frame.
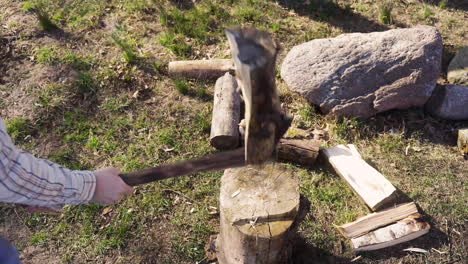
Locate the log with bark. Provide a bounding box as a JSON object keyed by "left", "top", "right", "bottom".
{"left": 210, "top": 72, "right": 241, "bottom": 150}
{"left": 336, "top": 202, "right": 418, "bottom": 239}
{"left": 216, "top": 164, "right": 299, "bottom": 264}
{"left": 168, "top": 59, "right": 235, "bottom": 80}
{"left": 351, "top": 214, "right": 430, "bottom": 252}
{"left": 322, "top": 144, "right": 398, "bottom": 211}
{"left": 277, "top": 138, "right": 320, "bottom": 166}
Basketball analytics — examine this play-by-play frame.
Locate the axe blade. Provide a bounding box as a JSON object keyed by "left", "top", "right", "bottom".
{"left": 225, "top": 27, "right": 291, "bottom": 165}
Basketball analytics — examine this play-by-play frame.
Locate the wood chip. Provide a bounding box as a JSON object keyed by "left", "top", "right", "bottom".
{"left": 403, "top": 248, "right": 429, "bottom": 254}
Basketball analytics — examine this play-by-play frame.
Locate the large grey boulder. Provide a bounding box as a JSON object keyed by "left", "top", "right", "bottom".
{"left": 281, "top": 26, "right": 443, "bottom": 118}
{"left": 447, "top": 47, "right": 468, "bottom": 86}
{"left": 425, "top": 85, "right": 468, "bottom": 120}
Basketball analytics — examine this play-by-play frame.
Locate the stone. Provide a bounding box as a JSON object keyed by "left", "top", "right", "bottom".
{"left": 281, "top": 26, "right": 443, "bottom": 118}
{"left": 425, "top": 84, "right": 468, "bottom": 120}
{"left": 447, "top": 47, "right": 468, "bottom": 86}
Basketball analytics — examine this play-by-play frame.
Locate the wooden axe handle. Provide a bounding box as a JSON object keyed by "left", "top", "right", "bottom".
{"left": 119, "top": 148, "right": 245, "bottom": 186}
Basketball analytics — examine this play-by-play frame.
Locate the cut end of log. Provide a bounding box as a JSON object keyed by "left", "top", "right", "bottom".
{"left": 277, "top": 138, "right": 320, "bottom": 167}
{"left": 217, "top": 164, "right": 299, "bottom": 264}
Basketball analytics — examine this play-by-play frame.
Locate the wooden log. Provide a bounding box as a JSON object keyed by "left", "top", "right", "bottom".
{"left": 216, "top": 164, "right": 299, "bottom": 264}
{"left": 337, "top": 202, "right": 418, "bottom": 239}
{"left": 168, "top": 59, "right": 234, "bottom": 79}
{"left": 458, "top": 128, "right": 468, "bottom": 157}
{"left": 210, "top": 73, "right": 241, "bottom": 150}
{"left": 277, "top": 138, "right": 320, "bottom": 166}
{"left": 322, "top": 144, "right": 398, "bottom": 211}
{"left": 351, "top": 214, "right": 430, "bottom": 252}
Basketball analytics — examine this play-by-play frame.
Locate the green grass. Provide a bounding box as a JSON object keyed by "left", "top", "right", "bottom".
{"left": 23, "top": 0, "right": 59, "bottom": 31}
{"left": 378, "top": 2, "right": 393, "bottom": 25}
{"left": 111, "top": 29, "right": 139, "bottom": 64}
{"left": 159, "top": 32, "right": 191, "bottom": 57}
{"left": 439, "top": 0, "right": 448, "bottom": 9}
{"left": 36, "top": 47, "right": 57, "bottom": 63}
{"left": 6, "top": 117, "right": 33, "bottom": 142}
{"left": 1, "top": 0, "right": 467, "bottom": 263}
{"left": 423, "top": 6, "right": 433, "bottom": 19}
{"left": 174, "top": 78, "right": 189, "bottom": 95}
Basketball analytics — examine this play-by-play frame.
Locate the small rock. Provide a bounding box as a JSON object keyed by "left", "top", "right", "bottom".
{"left": 425, "top": 85, "right": 468, "bottom": 120}
{"left": 281, "top": 26, "right": 442, "bottom": 118}
{"left": 447, "top": 47, "right": 468, "bottom": 86}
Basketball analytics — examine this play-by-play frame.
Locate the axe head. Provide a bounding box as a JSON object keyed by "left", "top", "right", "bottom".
{"left": 225, "top": 27, "right": 292, "bottom": 165}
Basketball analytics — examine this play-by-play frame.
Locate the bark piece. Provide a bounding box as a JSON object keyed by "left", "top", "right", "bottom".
{"left": 337, "top": 202, "right": 418, "bottom": 239}
{"left": 168, "top": 59, "right": 234, "bottom": 79}
{"left": 277, "top": 139, "right": 320, "bottom": 166}
{"left": 216, "top": 164, "right": 299, "bottom": 264}
{"left": 351, "top": 214, "right": 430, "bottom": 252}
{"left": 322, "top": 144, "right": 397, "bottom": 211}
{"left": 210, "top": 73, "right": 241, "bottom": 150}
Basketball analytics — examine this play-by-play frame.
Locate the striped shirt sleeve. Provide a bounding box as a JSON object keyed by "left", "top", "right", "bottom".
{"left": 0, "top": 119, "right": 96, "bottom": 208}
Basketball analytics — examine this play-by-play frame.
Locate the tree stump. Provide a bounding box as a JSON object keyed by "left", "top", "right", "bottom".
{"left": 216, "top": 163, "right": 299, "bottom": 264}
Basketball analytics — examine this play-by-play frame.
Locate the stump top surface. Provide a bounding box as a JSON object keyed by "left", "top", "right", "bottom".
{"left": 220, "top": 163, "right": 299, "bottom": 233}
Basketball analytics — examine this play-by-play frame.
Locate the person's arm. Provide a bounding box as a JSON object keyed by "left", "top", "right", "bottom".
{"left": 0, "top": 120, "right": 132, "bottom": 208}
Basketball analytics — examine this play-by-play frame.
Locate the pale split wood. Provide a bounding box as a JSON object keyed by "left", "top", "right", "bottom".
{"left": 337, "top": 202, "right": 418, "bottom": 239}
{"left": 216, "top": 164, "right": 299, "bottom": 264}
{"left": 168, "top": 59, "right": 234, "bottom": 79}
{"left": 351, "top": 214, "right": 430, "bottom": 252}
{"left": 347, "top": 144, "right": 362, "bottom": 159}
{"left": 210, "top": 72, "right": 241, "bottom": 150}
{"left": 322, "top": 144, "right": 398, "bottom": 211}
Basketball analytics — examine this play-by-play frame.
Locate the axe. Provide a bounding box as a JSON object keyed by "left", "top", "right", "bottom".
{"left": 119, "top": 27, "right": 292, "bottom": 186}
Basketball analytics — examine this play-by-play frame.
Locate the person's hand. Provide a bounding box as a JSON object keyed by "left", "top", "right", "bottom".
{"left": 91, "top": 167, "right": 134, "bottom": 205}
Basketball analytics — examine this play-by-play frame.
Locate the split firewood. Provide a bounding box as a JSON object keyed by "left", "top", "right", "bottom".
{"left": 277, "top": 138, "right": 320, "bottom": 166}
{"left": 336, "top": 202, "right": 418, "bottom": 239}
{"left": 458, "top": 128, "right": 468, "bottom": 158}
{"left": 322, "top": 144, "right": 398, "bottom": 211}
{"left": 351, "top": 214, "right": 430, "bottom": 252}
{"left": 210, "top": 73, "right": 241, "bottom": 150}
{"left": 168, "top": 59, "right": 234, "bottom": 79}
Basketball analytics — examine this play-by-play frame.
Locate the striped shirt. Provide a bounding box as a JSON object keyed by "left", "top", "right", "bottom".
{"left": 0, "top": 119, "right": 96, "bottom": 208}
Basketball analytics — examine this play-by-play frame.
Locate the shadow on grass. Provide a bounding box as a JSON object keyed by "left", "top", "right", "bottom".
{"left": 275, "top": 0, "right": 396, "bottom": 33}
{"left": 290, "top": 196, "right": 351, "bottom": 264}
{"left": 340, "top": 108, "right": 468, "bottom": 147}
{"left": 169, "top": 0, "right": 195, "bottom": 10}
